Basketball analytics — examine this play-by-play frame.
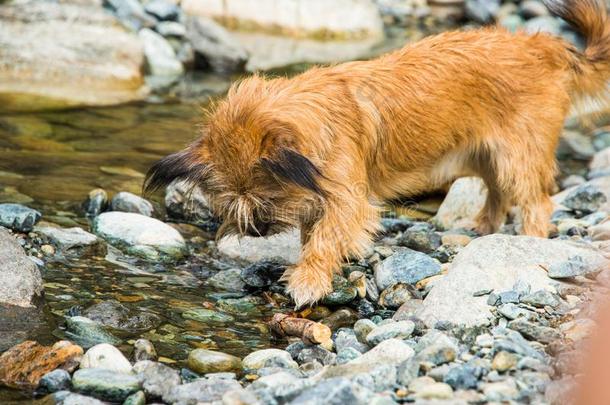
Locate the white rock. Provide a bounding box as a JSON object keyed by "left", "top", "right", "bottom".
{"left": 348, "top": 338, "right": 415, "bottom": 366}
{"left": 92, "top": 212, "right": 186, "bottom": 261}
{"left": 242, "top": 349, "right": 297, "bottom": 370}
{"left": 35, "top": 226, "right": 105, "bottom": 255}
{"left": 217, "top": 228, "right": 300, "bottom": 265}
{"left": 80, "top": 343, "right": 132, "bottom": 373}
{"left": 432, "top": 177, "right": 487, "bottom": 231}
{"left": 416, "top": 234, "right": 609, "bottom": 327}
{"left": 139, "top": 28, "right": 184, "bottom": 77}
{"left": 182, "top": 0, "right": 384, "bottom": 39}
{"left": 0, "top": 228, "right": 43, "bottom": 307}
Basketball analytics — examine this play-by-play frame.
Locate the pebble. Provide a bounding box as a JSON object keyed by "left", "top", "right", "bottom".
{"left": 133, "top": 339, "right": 157, "bottom": 362}
{"left": 242, "top": 349, "right": 297, "bottom": 370}
{"left": 71, "top": 368, "right": 140, "bottom": 402}
{"left": 297, "top": 345, "right": 336, "bottom": 366}
{"left": 336, "top": 347, "right": 362, "bottom": 364}
{"left": 188, "top": 349, "right": 242, "bottom": 374}
{"left": 492, "top": 351, "right": 517, "bottom": 372}
{"left": 354, "top": 319, "right": 377, "bottom": 343}
{"left": 110, "top": 192, "right": 153, "bottom": 216}
{"left": 547, "top": 255, "right": 590, "bottom": 278}
{"left": 37, "top": 369, "right": 72, "bottom": 394}
{"left": 365, "top": 320, "right": 415, "bottom": 346}
{"left": 497, "top": 303, "right": 531, "bottom": 320}
{"left": 499, "top": 290, "right": 520, "bottom": 304}
{"left": 0, "top": 203, "right": 41, "bottom": 232}
{"left": 80, "top": 344, "right": 132, "bottom": 373}
{"left": 521, "top": 290, "right": 559, "bottom": 308}
{"left": 443, "top": 364, "right": 478, "bottom": 390}
{"left": 133, "top": 360, "right": 181, "bottom": 399}
{"left": 144, "top": 0, "right": 180, "bottom": 20}
{"left": 508, "top": 319, "right": 562, "bottom": 344}
{"left": 334, "top": 328, "right": 369, "bottom": 353}
{"left": 378, "top": 283, "right": 414, "bottom": 309}
{"left": 398, "top": 222, "right": 441, "bottom": 253}
{"left": 374, "top": 248, "right": 441, "bottom": 291}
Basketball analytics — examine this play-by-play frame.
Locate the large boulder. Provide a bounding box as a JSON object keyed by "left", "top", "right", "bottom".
{"left": 0, "top": 0, "right": 147, "bottom": 112}
{"left": 182, "top": 0, "right": 384, "bottom": 40}
{"left": 92, "top": 212, "right": 187, "bottom": 262}
{"left": 416, "top": 234, "right": 609, "bottom": 327}
{"left": 0, "top": 227, "right": 43, "bottom": 307}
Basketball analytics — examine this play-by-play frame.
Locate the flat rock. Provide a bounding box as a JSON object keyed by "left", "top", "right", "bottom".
{"left": 0, "top": 1, "right": 146, "bottom": 112}
{"left": 0, "top": 340, "right": 83, "bottom": 389}
{"left": 0, "top": 227, "right": 43, "bottom": 307}
{"left": 432, "top": 177, "right": 487, "bottom": 230}
{"left": 92, "top": 212, "right": 186, "bottom": 262}
{"left": 416, "top": 234, "right": 608, "bottom": 327}
{"left": 218, "top": 228, "right": 300, "bottom": 265}
{"left": 35, "top": 226, "right": 106, "bottom": 256}
{"left": 0, "top": 203, "right": 41, "bottom": 232}
{"left": 71, "top": 368, "right": 140, "bottom": 402}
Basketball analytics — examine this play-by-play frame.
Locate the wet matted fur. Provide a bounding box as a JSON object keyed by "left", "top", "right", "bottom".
{"left": 146, "top": 0, "right": 610, "bottom": 306}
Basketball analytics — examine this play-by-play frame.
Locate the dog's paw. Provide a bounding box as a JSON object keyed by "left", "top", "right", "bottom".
{"left": 281, "top": 266, "right": 332, "bottom": 308}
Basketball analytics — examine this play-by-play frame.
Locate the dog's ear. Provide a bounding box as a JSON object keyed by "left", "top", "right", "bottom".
{"left": 143, "top": 145, "right": 208, "bottom": 194}
{"left": 260, "top": 148, "right": 326, "bottom": 196}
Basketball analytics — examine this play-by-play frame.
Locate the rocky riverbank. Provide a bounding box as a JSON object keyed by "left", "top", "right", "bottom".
{"left": 1, "top": 122, "right": 610, "bottom": 402}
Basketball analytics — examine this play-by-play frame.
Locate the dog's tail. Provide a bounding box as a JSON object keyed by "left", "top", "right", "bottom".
{"left": 544, "top": 0, "right": 610, "bottom": 101}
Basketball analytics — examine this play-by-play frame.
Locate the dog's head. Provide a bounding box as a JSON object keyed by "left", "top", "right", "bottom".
{"left": 144, "top": 76, "right": 326, "bottom": 239}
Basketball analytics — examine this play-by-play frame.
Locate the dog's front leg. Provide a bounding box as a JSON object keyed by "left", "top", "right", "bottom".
{"left": 283, "top": 196, "right": 380, "bottom": 307}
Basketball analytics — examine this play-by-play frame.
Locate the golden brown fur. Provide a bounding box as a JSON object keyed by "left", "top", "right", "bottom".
{"left": 145, "top": 0, "right": 610, "bottom": 306}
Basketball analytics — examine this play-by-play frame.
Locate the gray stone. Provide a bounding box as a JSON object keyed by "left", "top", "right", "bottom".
{"left": 499, "top": 14, "right": 524, "bottom": 32}
{"left": 398, "top": 222, "right": 441, "bottom": 253}
{"left": 139, "top": 28, "right": 184, "bottom": 77}
{"left": 521, "top": 290, "right": 560, "bottom": 308}
{"left": 110, "top": 192, "right": 153, "bottom": 216}
{"left": 562, "top": 184, "right": 607, "bottom": 214}
{"left": 416, "top": 234, "right": 608, "bottom": 327}
{"left": 0, "top": 204, "right": 41, "bottom": 232}
{"left": 218, "top": 228, "right": 301, "bottom": 265}
{"left": 558, "top": 130, "right": 596, "bottom": 161}
{"left": 163, "top": 377, "right": 242, "bottom": 404}
{"left": 465, "top": 0, "right": 500, "bottom": 23}
{"left": 353, "top": 319, "right": 377, "bottom": 343}
{"left": 519, "top": 0, "right": 549, "bottom": 18}
{"left": 53, "top": 391, "right": 106, "bottom": 405}
{"left": 396, "top": 358, "right": 420, "bottom": 386}
{"left": 443, "top": 364, "right": 478, "bottom": 390}
{"left": 186, "top": 16, "right": 248, "bottom": 73}
{"left": 547, "top": 255, "right": 593, "bottom": 278}
{"left": 243, "top": 349, "right": 297, "bottom": 370}
{"left": 82, "top": 300, "right": 160, "bottom": 331}
{"left": 0, "top": 227, "right": 43, "bottom": 307}
{"left": 80, "top": 343, "right": 132, "bottom": 373}
{"left": 64, "top": 316, "right": 121, "bottom": 348}
{"left": 508, "top": 319, "right": 562, "bottom": 344}
{"left": 72, "top": 368, "right": 140, "bottom": 402}
{"left": 375, "top": 248, "right": 441, "bottom": 291}
{"left": 246, "top": 371, "right": 312, "bottom": 404}
{"left": 499, "top": 290, "right": 520, "bottom": 304}
{"left": 92, "top": 212, "right": 186, "bottom": 262}
{"left": 105, "top": 0, "right": 157, "bottom": 30}
{"left": 208, "top": 268, "right": 247, "bottom": 292}
{"left": 83, "top": 189, "right": 108, "bottom": 217}
{"left": 144, "top": 0, "right": 180, "bottom": 20}
{"left": 35, "top": 226, "right": 106, "bottom": 256}
{"left": 134, "top": 339, "right": 157, "bottom": 361}
{"left": 38, "top": 369, "right": 71, "bottom": 394}
{"left": 182, "top": 308, "right": 235, "bottom": 323}
{"left": 156, "top": 21, "right": 186, "bottom": 37}
{"left": 123, "top": 391, "right": 146, "bottom": 405}
{"left": 366, "top": 321, "right": 415, "bottom": 346}
{"left": 336, "top": 347, "right": 362, "bottom": 364}
{"left": 297, "top": 345, "right": 336, "bottom": 366}
{"left": 334, "top": 328, "right": 369, "bottom": 353}
{"left": 290, "top": 377, "right": 373, "bottom": 405}
{"left": 524, "top": 16, "right": 561, "bottom": 35}
{"left": 497, "top": 303, "right": 531, "bottom": 320}
{"left": 133, "top": 360, "right": 181, "bottom": 399}
{"left": 348, "top": 338, "right": 415, "bottom": 366}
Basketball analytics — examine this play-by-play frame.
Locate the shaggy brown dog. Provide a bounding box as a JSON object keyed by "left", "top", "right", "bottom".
{"left": 145, "top": 0, "right": 610, "bottom": 306}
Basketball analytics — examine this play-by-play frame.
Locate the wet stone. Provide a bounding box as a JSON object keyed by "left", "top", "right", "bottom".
{"left": 71, "top": 368, "right": 140, "bottom": 402}
{"left": 110, "top": 192, "right": 153, "bottom": 216}
{"left": 64, "top": 316, "right": 121, "bottom": 348}
{"left": 182, "top": 308, "right": 235, "bottom": 323}
{"left": 321, "top": 275, "right": 357, "bottom": 306}
{"left": 83, "top": 189, "right": 108, "bottom": 217}
{"left": 216, "top": 295, "right": 264, "bottom": 314}
{"left": 133, "top": 360, "right": 181, "bottom": 400}
{"left": 187, "top": 349, "right": 241, "bottom": 374}
{"left": 82, "top": 300, "right": 160, "bottom": 331}
{"left": 366, "top": 320, "right": 415, "bottom": 346}
{"left": 562, "top": 183, "right": 607, "bottom": 214}
{"left": 374, "top": 248, "right": 441, "bottom": 291}
{"left": 240, "top": 261, "right": 285, "bottom": 288}
{"left": 134, "top": 339, "right": 157, "bottom": 362}
{"left": 0, "top": 203, "right": 41, "bottom": 232}
{"left": 37, "top": 369, "right": 72, "bottom": 394}
{"left": 208, "top": 268, "right": 247, "bottom": 292}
